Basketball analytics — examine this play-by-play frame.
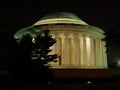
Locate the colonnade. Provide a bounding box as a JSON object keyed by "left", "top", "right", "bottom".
{"left": 49, "top": 32, "right": 107, "bottom": 68}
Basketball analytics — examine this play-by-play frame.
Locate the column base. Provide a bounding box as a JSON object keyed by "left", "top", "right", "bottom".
{"left": 50, "top": 65, "right": 108, "bottom": 69}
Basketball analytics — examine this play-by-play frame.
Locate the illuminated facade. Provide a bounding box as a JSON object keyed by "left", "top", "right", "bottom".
{"left": 33, "top": 12, "right": 108, "bottom": 68}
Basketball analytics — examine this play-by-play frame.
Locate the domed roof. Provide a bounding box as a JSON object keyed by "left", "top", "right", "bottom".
{"left": 33, "top": 12, "right": 88, "bottom": 26}
{"left": 40, "top": 12, "right": 81, "bottom": 20}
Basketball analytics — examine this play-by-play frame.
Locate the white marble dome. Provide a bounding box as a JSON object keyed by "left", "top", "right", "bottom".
{"left": 34, "top": 12, "right": 88, "bottom": 25}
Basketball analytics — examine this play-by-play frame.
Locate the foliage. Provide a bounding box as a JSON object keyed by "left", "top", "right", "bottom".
{"left": 15, "top": 30, "right": 59, "bottom": 83}
{"left": 19, "top": 30, "right": 59, "bottom": 69}
{"left": 31, "top": 30, "right": 58, "bottom": 68}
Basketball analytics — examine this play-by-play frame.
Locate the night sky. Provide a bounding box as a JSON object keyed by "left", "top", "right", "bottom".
{"left": 0, "top": 0, "right": 120, "bottom": 66}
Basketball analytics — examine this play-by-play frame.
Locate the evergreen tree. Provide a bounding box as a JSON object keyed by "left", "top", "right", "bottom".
{"left": 17, "top": 29, "right": 59, "bottom": 83}
{"left": 18, "top": 29, "right": 59, "bottom": 69}
{"left": 32, "top": 30, "right": 59, "bottom": 69}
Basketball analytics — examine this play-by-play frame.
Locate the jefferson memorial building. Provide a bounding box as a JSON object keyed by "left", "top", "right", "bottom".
{"left": 14, "top": 12, "right": 108, "bottom": 69}
{"left": 33, "top": 12, "right": 108, "bottom": 69}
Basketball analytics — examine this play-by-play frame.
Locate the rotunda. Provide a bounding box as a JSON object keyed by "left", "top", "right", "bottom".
{"left": 33, "top": 12, "right": 107, "bottom": 68}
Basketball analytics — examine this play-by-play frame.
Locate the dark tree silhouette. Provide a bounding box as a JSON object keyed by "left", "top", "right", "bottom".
{"left": 32, "top": 30, "right": 58, "bottom": 69}
{"left": 17, "top": 30, "right": 59, "bottom": 83}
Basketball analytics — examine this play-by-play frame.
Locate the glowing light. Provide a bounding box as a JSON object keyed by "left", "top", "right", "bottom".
{"left": 87, "top": 81, "right": 92, "bottom": 84}
{"left": 32, "top": 37, "right": 35, "bottom": 43}
{"left": 117, "top": 60, "right": 120, "bottom": 67}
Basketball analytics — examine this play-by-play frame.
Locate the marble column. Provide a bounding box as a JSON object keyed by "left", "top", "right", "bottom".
{"left": 94, "top": 38, "right": 99, "bottom": 66}
{"left": 65, "top": 33, "right": 70, "bottom": 66}
{"left": 99, "top": 39, "right": 103, "bottom": 67}
{"left": 56, "top": 36, "right": 62, "bottom": 65}
{"left": 78, "top": 34, "right": 81, "bottom": 66}
{"left": 103, "top": 41, "right": 107, "bottom": 68}
{"left": 59, "top": 33, "right": 65, "bottom": 65}
{"left": 83, "top": 35, "right": 87, "bottom": 66}
{"left": 97, "top": 38, "right": 100, "bottom": 66}
{"left": 75, "top": 34, "right": 79, "bottom": 66}
{"left": 86, "top": 36, "right": 91, "bottom": 66}
{"left": 68, "top": 33, "right": 76, "bottom": 65}
{"left": 79, "top": 34, "right": 84, "bottom": 65}
{"left": 90, "top": 36, "right": 95, "bottom": 66}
